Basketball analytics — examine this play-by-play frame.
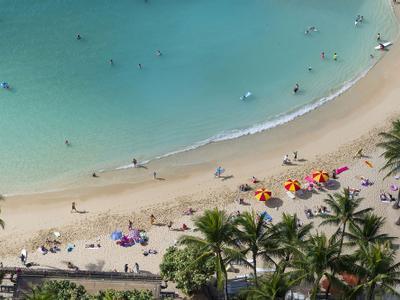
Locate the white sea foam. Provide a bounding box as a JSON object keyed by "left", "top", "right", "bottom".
{"left": 115, "top": 64, "right": 374, "bottom": 171}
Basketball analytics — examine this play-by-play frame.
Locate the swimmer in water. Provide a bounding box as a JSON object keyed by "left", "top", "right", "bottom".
{"left": 65, "top": 140, "right": 70, "bottom": 146}
{"left": 138, "top": 63, "right": 142, "bottom": 69}
{"left": 293, "top": 83, "right": 299, "bottom": 94}
{"left": 321, "top": 52, "right": 325, "bottom": 59}
{"left": 370, "top": 54, "right": 374, "bottom": 59}
{"left": 308, "top": 66, "right": 312, "bottom": 71}
{"left": 109, "top": 59, "right": 113, "bottom": 65}
{"left": 377, "top": 33, "right": 381, "bottom": 41}
{"left": 76, "top": 34, "right": 81, "bottom": 40}
{"left": 333, "top": 53, "right": 337, "bottom": 61}
{"left": 156, "top": 50, "right": 162, "bottom": 56}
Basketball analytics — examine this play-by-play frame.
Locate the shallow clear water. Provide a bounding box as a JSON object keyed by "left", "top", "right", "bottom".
{"left": 0, "top": 0, "right": 397, "bottom": 193}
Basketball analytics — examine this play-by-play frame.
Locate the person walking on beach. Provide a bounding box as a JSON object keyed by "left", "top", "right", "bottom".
{"left": 168, "top": 221, "right": 173, "bottom": 230}
{"left": 134, "top": 262, "right": 140, "bottom": 274}
{"left": 153, "top": 171, "right": 157, "bottom": 179}
{"left": 71, "top": 202, "right": 78, "bottom": 213}
{"left": 132, "top": 158, "right": 137, "bottom": 168}
{"left": 124, "top": 263, "right": 128, "bottom": 273}
{"left": 293, "top": 151, "right": 298, "bottom": 161}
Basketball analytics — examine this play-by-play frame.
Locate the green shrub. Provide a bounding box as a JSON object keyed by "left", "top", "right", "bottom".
{"left": 160, "top": 246, "right": 215, "bottom": 295}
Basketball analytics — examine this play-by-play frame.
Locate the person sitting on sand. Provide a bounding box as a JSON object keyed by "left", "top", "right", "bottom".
{"left": 251, "top": 176, "right": 258, "bottom": 184}
{"left": 380, "top": 192, "right": 388, "bottom": 201}
{"left": 332, "top": 169, "right": 337, "bottom": 179}
{"left": 282, "top": 154, "right": 290, "bottom": 165}
{"left": 71, "top": 202, "right": 78, "bottom": 213}
{"left": 92, "top": 172, "right": 98, "bottom": 178}
{"left": 239, "top": 198, "right": 246, "bottom": 205}
{"left": 181, "top": 223, "right": 188, "bottom": 231}
{"left": 150, "top": 214, "right": 156, "bottom": 225}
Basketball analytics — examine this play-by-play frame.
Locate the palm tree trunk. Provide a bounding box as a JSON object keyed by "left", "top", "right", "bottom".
{"left": 224, "top": 268, "right": 229, "bottom": 300}
{"left": 325, "top": 222, "right": 347, "bottom": 299}
{"left": 281, "top": 253, "right": 290, "bottom": 273}
{"left": 367, "top": 284, "right": 375, "bottom": 300}
{"left": 252, "top": 253, "right": 258, "bottom": 286}
{"left": 310, "top": 281, "right": 320, "bottom": 300}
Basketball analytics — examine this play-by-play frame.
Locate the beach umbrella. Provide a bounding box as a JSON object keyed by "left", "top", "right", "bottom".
{"left": 255, "top": 188, "right": 272, "bottom": 201}
{"left": 312, "top": 170, "right": 329, "bottom": 183}
{"left": 284, "top": 179, "right": 301, "bottom": 192}
{"left": 111, "top": 230, "right": 123, "bottom": 241}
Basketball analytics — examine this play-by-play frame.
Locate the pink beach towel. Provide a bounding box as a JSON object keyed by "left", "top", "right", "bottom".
{"left": 305, "top": 176, "right": 314, "bottom": 183}
{"left": 336, "top": 166, "right": 349, "bottom": 175}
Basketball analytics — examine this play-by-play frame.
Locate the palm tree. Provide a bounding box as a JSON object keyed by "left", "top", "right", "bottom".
{"left": 233, "top": 210, "right": 278, "bottom": 285}
{"left": 239, "top": 266, "right": 301, "bottom": 300}
{"left": 345, "top": 213, "right": 395, "bottom": 249}
{"left": 179, "top": 208, "right": 241, "bottom": 300}
{"left": 289, "top": 233, "right": 347, "bottom": 300}
{"left": 319, "top": 189, "right": 372, "bottom": 255}
{"left": 348, "top": 242, "right": 400, "bottom": 300}
{"left": 377, "top": 120, "right": 400, "bottom": 181}
{"left": 269, "top": 213, "right": 312, "bottom": 271}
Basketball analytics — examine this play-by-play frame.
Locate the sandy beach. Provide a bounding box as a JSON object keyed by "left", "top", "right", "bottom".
{"left": 1, "top": 4, "right": 400, "bottom": 294}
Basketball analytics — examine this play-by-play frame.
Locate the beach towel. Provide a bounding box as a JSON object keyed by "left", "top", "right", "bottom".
{"left": 260, "top": 211, "right": 272, "bottom": 222}
{"left": 286, "top": 191, "right": 295, "bottom": 199}
{"left": 365, "top": 161, "right": 373, "bottom": 168}
{"left": 336, "top": 166, "right": 349, "bottom": 174}
{"left": 304, "top": 176, "right": 314, "bottom": 183}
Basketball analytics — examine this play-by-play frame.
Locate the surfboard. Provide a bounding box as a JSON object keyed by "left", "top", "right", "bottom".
{"left": 374, "top": 41, "right": 392, "bottom": 50}
{"left": 240, "top": 92, "right": 252, "bottom": 100}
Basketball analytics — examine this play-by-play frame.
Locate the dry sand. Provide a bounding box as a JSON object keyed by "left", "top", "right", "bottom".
{"left": 1, "top": 4, "right": 400, "bottom": 287}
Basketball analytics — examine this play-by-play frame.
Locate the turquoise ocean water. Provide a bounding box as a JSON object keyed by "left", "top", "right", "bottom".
{"left": 0, "top": 0, "right": 398, "bottom": 194}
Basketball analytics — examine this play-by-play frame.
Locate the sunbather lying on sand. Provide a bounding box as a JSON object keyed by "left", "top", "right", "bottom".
{"left": 67, "top": 262, "right": 79, "bottom": 271}
{"left": 353, "top": 148, "right": 364, "bottom": 159}
{"left": 183, "top": 208, "right": 195, "bottom": 215}
{"left": 85, "top": 243, "right": 101, "bottom": 249}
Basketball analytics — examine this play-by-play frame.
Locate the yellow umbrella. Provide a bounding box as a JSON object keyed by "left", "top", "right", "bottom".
{"left": 255, "top": 188, "right": 272, "bottom": 201}
{"left": 284, "top": 179, "right": 301, "bottom": 192}
{"left": 312, "top": 170, "right": 329, "bottom": 183}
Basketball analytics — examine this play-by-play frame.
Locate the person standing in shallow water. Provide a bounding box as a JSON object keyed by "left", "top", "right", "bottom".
{"left": 76, "top": 34, "right": 81, "bottom": 40}
{"left": 293, "top": 83, "right": 299, "bottom": 94}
